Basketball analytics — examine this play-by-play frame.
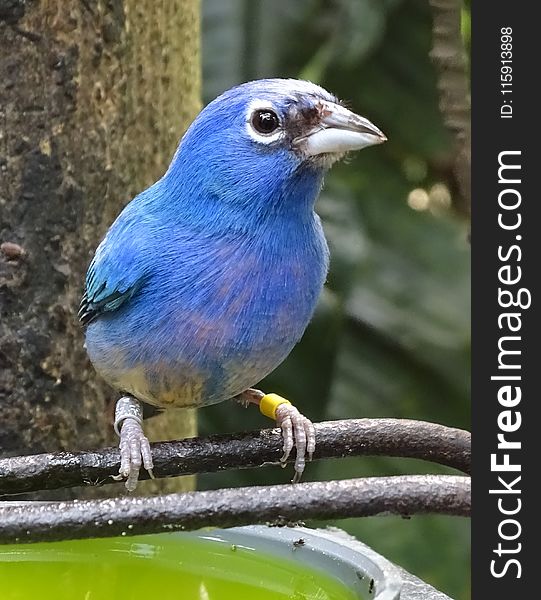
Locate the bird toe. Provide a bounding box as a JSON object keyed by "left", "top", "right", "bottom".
{"left": 114, "top": 396, "right": 154, "bottom": 491}
{"left": 275, "top": 403, "right": 315, "bottom": 483}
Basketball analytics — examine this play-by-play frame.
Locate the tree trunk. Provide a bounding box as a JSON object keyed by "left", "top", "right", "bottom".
{"left": 0, "top": 0, "right": 199, "bottom": 495}
{"left": 429, "top": 0, "right": 471, "bottom": 218}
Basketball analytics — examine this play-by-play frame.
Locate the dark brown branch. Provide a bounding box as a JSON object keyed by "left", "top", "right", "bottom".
{"left": 0, "top": 419, "right": 471, "bottom": 496}
{"left": 0, "top": 475, "right": 471, "bottom": 544}
{"left": 429, "top": 0, "right": 471, "bottom": 217}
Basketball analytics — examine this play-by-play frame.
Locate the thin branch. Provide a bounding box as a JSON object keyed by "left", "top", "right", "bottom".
{"left": 429, "top": 0, "right": 471, "bottom": 217}
{"left": 0, "top": 475, "right": 471, "bottom": 544}
{"left": 0, "top": 419, "right": 471, "bottom": 496}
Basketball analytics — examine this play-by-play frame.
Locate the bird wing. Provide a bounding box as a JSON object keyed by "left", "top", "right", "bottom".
{"left": 78, "top": 234, "right": 149, "bottom": 326}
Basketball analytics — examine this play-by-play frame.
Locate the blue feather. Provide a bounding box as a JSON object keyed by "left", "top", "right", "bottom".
{"left": 79, "top": 211, "right": 150, "bottom": 325}
{"left": 82, "top": 79, "right": 353, "bottom": 407}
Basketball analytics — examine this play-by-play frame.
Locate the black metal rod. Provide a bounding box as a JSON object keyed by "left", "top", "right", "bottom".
{"left": 0, "top": 419, "right": 471, "bottom": 496}
{"left": 0, "top": 475, "right": 471, "bottom": 544}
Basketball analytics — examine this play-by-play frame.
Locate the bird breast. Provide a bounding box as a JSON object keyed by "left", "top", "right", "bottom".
{"left": 86, "top": 219, "right": 328, "bottom": 408}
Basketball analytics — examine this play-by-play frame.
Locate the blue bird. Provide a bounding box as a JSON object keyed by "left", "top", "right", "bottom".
{"left": 80, "top": 79, "right": 386, "bottom": 490}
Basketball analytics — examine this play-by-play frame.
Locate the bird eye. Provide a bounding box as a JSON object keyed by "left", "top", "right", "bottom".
{"left": 251, "top": 109, "right": 280, "bottom": 135}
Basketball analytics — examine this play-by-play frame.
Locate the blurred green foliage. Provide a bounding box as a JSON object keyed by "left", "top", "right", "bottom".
{"left": 199, "top": 1, "right": 470, "bottom": 598}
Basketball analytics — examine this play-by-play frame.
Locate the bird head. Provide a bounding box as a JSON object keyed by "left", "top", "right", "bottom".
{"left": 164, "top": 79, "right": 386, "bottom": 225}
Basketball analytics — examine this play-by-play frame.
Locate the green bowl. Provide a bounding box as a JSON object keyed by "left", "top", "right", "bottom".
{"left": 0, "top": 526, "right": 402, "bottom": 599}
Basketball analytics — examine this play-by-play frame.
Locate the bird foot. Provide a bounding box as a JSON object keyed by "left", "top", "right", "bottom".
{"left": 112, "top": 396, "right": 154, "bottom": 491}
{"left": 237, "top": 389, "right": 316, "bottom": 483}
{"left": 274, "top": 401, "right": 316, "bottom": 483}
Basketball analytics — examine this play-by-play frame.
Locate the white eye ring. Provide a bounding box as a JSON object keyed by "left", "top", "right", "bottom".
{"left": 245, "top": 99, "right": 284, "bottom": 144}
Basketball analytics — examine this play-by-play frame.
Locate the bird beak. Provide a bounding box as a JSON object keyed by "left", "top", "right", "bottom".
{"left": 297, "top": 101, "right": 387, "bottom": 157}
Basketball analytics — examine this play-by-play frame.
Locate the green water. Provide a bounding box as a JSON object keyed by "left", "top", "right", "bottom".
{"left": 0, "top": 534, "right": 359, "bottom": 600}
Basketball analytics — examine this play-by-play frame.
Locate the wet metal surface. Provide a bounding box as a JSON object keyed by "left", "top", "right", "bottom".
{"left": 0, "top": 419, "right": 471, "bottom": 495}
{"left": 0, "top": 475, "right": 470, "bottom": 545}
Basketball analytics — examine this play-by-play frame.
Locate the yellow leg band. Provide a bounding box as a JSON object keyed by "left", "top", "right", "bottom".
{"left": 259, "top": 393, "right": 291, "bottom": 420}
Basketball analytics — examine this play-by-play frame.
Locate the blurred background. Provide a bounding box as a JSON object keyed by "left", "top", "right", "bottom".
{"left": 198, "top": 1, "right": 471, "bottom": 598}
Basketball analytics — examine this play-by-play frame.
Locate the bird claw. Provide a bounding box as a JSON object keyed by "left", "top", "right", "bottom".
{"left": 116, "top": 418, "right": 154, "bottom": 491}
{"left": 113, "top": 396, "right": 154, "bottom": 491}
{"left": 275, "top": 403, "right": 316, "bottom": 483}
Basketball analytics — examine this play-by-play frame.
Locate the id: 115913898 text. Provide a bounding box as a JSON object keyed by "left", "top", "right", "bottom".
{"left": 500, "top": 27, "right": 513, "bottom": 119}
